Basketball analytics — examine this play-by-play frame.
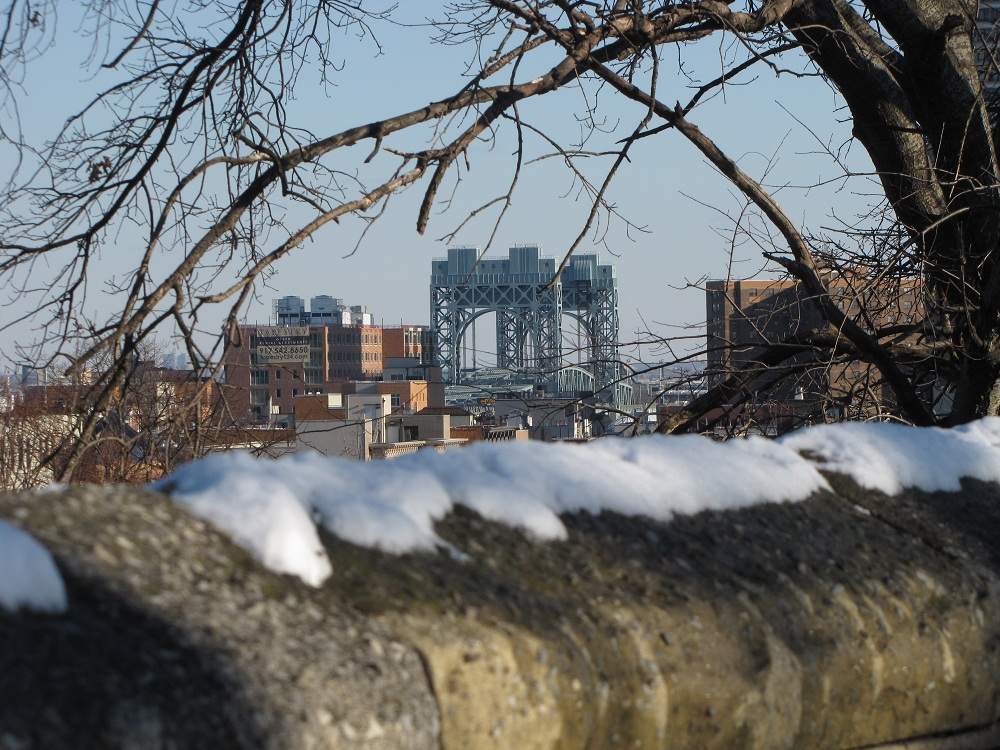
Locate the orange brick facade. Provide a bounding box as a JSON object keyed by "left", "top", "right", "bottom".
{"left": 223, "top": 323, "right": 384, "bottom": 421}
{"left": 382, "top": 325, "right": 433, "bottom": 363}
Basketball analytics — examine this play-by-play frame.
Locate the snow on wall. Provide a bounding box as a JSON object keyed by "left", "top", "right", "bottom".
{"left": 155, "top": 418, "right": 1000, "bottom": 587}
{"left": 779, "top": 418, "right": 1000, "bottom": 494}
{"left": 156, "top": 451, "right": 332, "bottom": 587}
{"left": 0, "top": 521, "right": 68, "bottom": 614}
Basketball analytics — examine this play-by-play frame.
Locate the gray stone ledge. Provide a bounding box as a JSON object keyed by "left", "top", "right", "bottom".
{"left": 3, "top": 473, "right": 1000, "bottom": 749}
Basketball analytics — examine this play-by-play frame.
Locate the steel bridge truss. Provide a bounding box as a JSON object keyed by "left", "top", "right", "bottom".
{"left": 430, "top": 248, "right": 622, "bottom": 404}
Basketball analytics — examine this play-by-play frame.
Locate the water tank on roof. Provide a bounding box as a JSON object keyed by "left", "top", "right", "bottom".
{"left": 310, "top": 295, "right": 341, "bottom": 314}
{"left": 310, "top": 295, "right": 344, "bottom": 321}
{"left": 275, "top": 296, "right": 306, "bottom": 326}
{"left": 349, "top": 305, "right": 373, "bottom": 326}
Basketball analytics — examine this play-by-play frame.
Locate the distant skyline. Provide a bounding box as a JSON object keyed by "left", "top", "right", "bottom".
{"left": 0, "top": 3, "right": 879, "bottom": 370}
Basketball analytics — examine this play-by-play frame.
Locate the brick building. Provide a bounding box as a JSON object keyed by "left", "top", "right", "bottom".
{"left": 326, "top": 324, "right": 383, "bottom": 381}
{"left": 223, "top": 323, "right": 383, "bottom": 422}
{"left": 705, "top": 274, "right": 923, "bottom": 410}
{"left": 382, "top": 325, "right": 434, "bottom": 362}
{"left": 326, "top": 379, "right": 432, "bottom": 415}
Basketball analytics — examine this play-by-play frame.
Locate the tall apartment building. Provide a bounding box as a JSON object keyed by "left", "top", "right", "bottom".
{"left": 224, "top": 321, "right": 383, "bottom": 422}
{"left": 707, "top": 279, "right": 806, "bottom": 388}
{"left": 706, "top": 275, "right": 922, "bottom": 409}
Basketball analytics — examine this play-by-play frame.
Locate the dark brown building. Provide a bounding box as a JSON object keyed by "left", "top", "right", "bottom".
{"left": 706, "top": 275, "right": 923, "bottom": 411}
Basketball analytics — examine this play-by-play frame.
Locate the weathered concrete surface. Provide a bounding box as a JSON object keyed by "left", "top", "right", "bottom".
{"left": 0, "top": 486, "right": 439, "bottom": 750}
{"left": 4, "top": 474, "right": 1000, "bottom": 749}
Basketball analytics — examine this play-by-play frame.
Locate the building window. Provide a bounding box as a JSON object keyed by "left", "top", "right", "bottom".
{"left": 276, "top": 388, "right": 282, "bottom": 398}
{"left": 293, "top": 388, "right": 298, "bottom": 396}
{"left": 391, "top": 393, "right": 401, "bottom": 408}
{"left": 276, "top": 370, "right": 282, "bottom": 379}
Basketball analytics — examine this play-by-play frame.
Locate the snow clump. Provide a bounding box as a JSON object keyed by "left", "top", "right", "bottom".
{"left": 779, "top": 417, "right": 1000, "bottom": 494}
{"left": 157, "top": 451, "right": 332, "bottom": 587}
{"left": 0, "top": 521, "right": 68, "bottom": 614}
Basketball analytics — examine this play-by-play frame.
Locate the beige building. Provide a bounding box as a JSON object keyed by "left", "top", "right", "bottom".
{"left": 293, "top": 393, "right": 479, "bottom": 460}
{"left": 294, "top": 392, "right": 391, "bottom": 460}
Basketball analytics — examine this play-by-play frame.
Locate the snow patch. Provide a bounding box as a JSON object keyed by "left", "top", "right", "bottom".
{"left": 0, "top": 521, "right": 68, "bottom": 614}
{"left": 157, "top": 433, "right": 827, "bottom": 586}
{"left": 156, "top": 419, "right": 1000, "bottom": 587}
{"left": 780, "top": 417, "right": 1000, "bottom": 494}
{"left": 156, "top": 451, "right": 332, "bottom": 587}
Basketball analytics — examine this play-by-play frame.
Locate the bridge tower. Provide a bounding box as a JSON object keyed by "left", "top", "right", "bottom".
{"left": 430, "top": 246, "right": 622, "bottom": 404}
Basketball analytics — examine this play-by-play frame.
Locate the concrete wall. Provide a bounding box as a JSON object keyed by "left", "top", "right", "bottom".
{"left": 296, "top": 418, "right": 368, "bottom": 459}
{"left": 295, "top": 391, "right": 390, "bottom": 459}
{"left": 7, "top": 473, "right": 1000, "bottom": 748}
{"left": 388, "top": 414, "right": 450, "bottom": 442}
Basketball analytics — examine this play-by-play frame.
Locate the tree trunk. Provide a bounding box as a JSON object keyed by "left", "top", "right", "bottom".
{"left": 788, "top": 0, "right": 1000, "bottom": 422}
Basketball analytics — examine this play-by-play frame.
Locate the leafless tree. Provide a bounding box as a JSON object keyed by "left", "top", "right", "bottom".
{"left": 1, "top": 0, "right": 998, "bottom": 476}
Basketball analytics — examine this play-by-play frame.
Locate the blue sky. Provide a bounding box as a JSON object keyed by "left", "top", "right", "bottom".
{"left": 0, "top": 2, "right": 877, "bottom": 367}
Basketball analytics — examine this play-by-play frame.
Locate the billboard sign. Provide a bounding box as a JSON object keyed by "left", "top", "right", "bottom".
{"left": 255, "top": 326, "right": 310, "bottom": 364}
